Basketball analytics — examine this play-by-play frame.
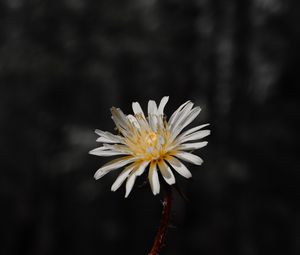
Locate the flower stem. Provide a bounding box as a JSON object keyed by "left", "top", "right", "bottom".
{"left": 148, "top": 187, "right": 172, "bottom": 255}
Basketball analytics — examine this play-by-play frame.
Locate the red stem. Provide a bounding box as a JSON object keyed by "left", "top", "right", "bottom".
{"left": 148, "top": 188, "right": 172, "bottom": 255}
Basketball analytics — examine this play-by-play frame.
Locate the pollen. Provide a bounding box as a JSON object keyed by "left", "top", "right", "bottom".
{"left": 146, "top": 132, "right": 158, "bottom": 146}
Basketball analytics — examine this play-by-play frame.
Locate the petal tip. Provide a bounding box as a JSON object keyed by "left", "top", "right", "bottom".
{"left": 89, "top": 148, "right": 99, "bottom": 155}
{"left": 195, "top": 160, "right": 203, "bottom": 166}
{"left": 186, "top": 173, "right": 192, "bottom": 178}
{"left": 152, "top": 190, "right": 159, "bottom": 196}
{"left": 94, "top": 169, "right": 105, "bottom": 180}
{"left": 169, "top": 179, "right": 176, "bottom": 185}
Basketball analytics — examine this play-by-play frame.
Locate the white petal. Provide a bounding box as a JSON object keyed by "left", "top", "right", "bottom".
{"left": 158, "top": 160, "right": 176, "bottom": 185}
{"left": 111, "top": 164, "right": 135, "bottom": 191}
{"left": 147, "top": 100, "right": 159, "bottom": 131}
{"left": 170, "top": 107, "right": 201, "bottom": 141}
{"left": 125, "top": 173, "right": 137, "bottom": 197}
{"left": 166, "top": 156, "right": 192, "bottom": 178}
{"left": 178, "top": 124, "right": 210, "bottom": 139}
{"left": 179, "top": 107, "right": 201, "bottom": 131}
{"left": 95, "top": 129, "right": 124, "bottom": 144}
{"left": 148, "top": 162, "right": 160, "bottom": 195}
{"left": 169, "top": 102, "right": 194, "bottom": 132}
{"left": 90, "top": 146, "right": 106, "bottom": 151}
{"left": 157, "top": 96, "right": 169, "bottom": 115}
{"left": 89, "top": 147, "right": 130, "bottom": 156}
{"left": 96, "top": 137, "right": 116, "bottom": 143}
{"left": 147, "top": 100, "right": 158, "bottom": 131}
{"left": 111, "top": 107, "right": 131, "bottom": 131}
{"left": 177, "top": 141, "right": 208, "bottom": 151}
{"left": 102, "top": 144, "right": 131, "bottom": 153}
{"left": 179, "top": 130, "right": 211, "bottom": 143}
{"left": 175, "top": 151, "right": 203, "bottom": 165}
{"left": 127, "top": 114, "right": 141, "bottom": 129}
{"left": 168, "top": 100, "right": 190, "bottom": 127}
{"left": 148, "top": 100, "right": 158, "bottom": 115}
{"left": 135, "top": 114, "right": 151, "bottom": 131}
{"left": 94, "top": 156, "right": 136, "bottom": 180}
{"left": 134, "top": 161, "right": 149, "bottom": 176}
{"left": 148, "top": 114, "right": 158, "bottom": 132}
{"left": 132, "top": 102, "right": 145, "bottom": 118}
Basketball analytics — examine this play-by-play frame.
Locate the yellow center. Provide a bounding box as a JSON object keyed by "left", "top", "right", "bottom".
{"left": 146, "top": 132, "right": 158, "bottom": 147}
{"left": 123, "top": 115, "right": 172, "bottom": 161}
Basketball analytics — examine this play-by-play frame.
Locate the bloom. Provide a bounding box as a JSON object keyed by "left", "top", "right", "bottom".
{"left": 89, "top": 97, "right": 210, "bottom": 197}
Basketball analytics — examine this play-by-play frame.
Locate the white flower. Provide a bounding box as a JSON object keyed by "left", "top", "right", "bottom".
{"left": 89, "top": 97, "right": 210, "bottom": 197}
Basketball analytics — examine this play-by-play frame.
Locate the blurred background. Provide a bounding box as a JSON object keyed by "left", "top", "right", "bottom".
{"left": 0, "top": 0, "right": 299, "bottom": 254}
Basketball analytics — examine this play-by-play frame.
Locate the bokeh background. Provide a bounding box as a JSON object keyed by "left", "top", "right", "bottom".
{"left": 1, "top": 0, "right": 299, "bottom": 254}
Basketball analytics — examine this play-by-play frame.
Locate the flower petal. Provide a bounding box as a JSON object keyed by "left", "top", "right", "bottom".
{"left": 170, "top": 107, "right": 201, "bottom": 141}
{"left": 179, "top": 130, "right": 211, "bottom": 143}
{"left": 89, "top": 147, "right": 130, "bottom": 156}
{"left": 168, "top": 100, "right": 190, "bottom": 127}
{"left": 177, "top": 141, "right": 208, "bottom": 151}
{"left": 95, "top": 129, "right": 124, "bottom": 144}
{"left": 148, "top": 161, "right": 160, "bottom": 195}
{"left": 166, "top": 156, "right": 192, "bottom": 178}
{"left": 94, "top": 156, "right": 136, "bottom": 180}
{"left": 102, "top": 144, "right": 132, "bottom": 153}
{"left": 132, "top": 101, "right": 145, "bottom": 118}
{"left": 169, "top": 102, "right": 194, "bottom": 132}
{"left": 96, "top": 137, "right": 117, "bottom": 143}
{"left": 157, "top": 96, "right": 169, "bottom": 115}
{"left": 127, "top": 114, "right": 141, "bottom": 129}
{"left": 158, "top": 160, "right": 176, "bottom": 185}
{"left": 110, "top": 107, "right": 130, "bottom": 132}
{"left": 148, "top": 100, "right": 158, "bottom": 115}
{"left": 178, "top": 107, "right": 201, "bottom": 131}
{"left": 177, "top": 124, "right": 210, "bottom": 140}
{"left": 134, "top": 161, "right": 149, "bottom": 176}
{"left": 149, "top": 115, "right": 158, "bottom": 132}
{"left": 175, "top": 151, "right": 203, "bottom": 165}
{"left": 125, "top": 173, "right": 137, "bottom": 197}
{"left": 111, "top": 163, "right": 136, "bottom": 191}
{"left": 135, "top": 114, "right": 151, "bottom": 131}
{"left": 148, "top": 100, "right": 158, "bottom": 131}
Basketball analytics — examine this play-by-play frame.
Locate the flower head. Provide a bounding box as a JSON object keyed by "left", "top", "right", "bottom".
{"left": 89, "top": 97, "right": 210, "bottom": 197}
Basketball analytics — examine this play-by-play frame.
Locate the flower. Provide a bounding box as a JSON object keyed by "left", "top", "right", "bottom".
{"left": 89, "top": 97, "right": 210, "bottom": 197}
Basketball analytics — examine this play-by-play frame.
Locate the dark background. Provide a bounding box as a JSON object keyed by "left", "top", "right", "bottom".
{"left": 0, "top": 0, "right": 299, "bottom": 254}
